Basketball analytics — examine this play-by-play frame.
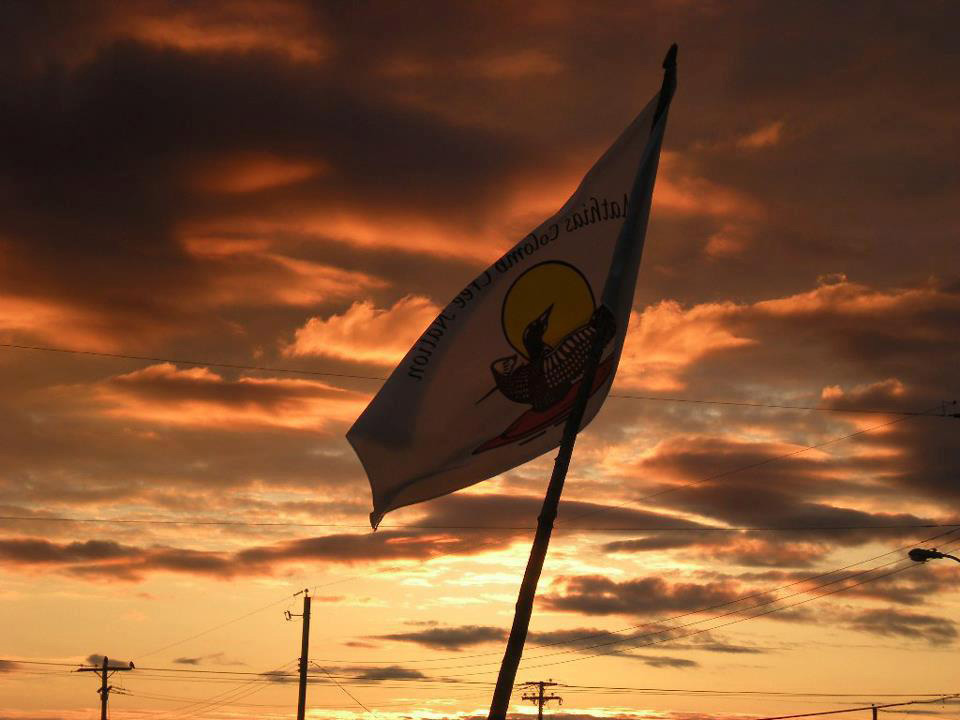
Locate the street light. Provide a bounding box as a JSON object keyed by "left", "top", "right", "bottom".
{"left": 908, "top": 548, "right": 960, "bottom": 563}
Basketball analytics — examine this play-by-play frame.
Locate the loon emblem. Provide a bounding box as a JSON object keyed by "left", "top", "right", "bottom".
{"left": 474, "top": 260, "right": 617, "bottom": 454}
{"left": 490, "top": 304, "right": 615, "bottom": 411}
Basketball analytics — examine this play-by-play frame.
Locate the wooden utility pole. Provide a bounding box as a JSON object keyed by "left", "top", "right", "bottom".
{"left": 285, "top": 589, "right": 312, "bottom": 720}
{"left": 77, "top": 655, "right": 134, "bottom": 720}
{"left": 521, "top": 680, "right": 562, "bottom": 720}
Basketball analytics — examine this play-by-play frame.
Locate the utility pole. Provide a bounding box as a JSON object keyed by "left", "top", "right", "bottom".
{"left": 77, "top": 655, "right": 134, "bottom": 720}
{"left": 285, "top": 588, "right": 312, "bottom": 720}
{"left": 521, "top": 680, "right": 562, "bottom": 720}
{"left": 872, "top": 704, "right": 878, "bottom": 720}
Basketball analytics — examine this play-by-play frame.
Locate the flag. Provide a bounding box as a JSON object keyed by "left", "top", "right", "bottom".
{"left": 348, "top": 79, "right": 673, "bottom": 529}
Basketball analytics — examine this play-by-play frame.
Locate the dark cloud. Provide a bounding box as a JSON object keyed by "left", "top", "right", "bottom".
{"left": 404, "top": 491, "right": 706, "bottom": 532}
{"left": 1, "top": 2, "right": 959, "bottom": 717}
{"left": 172, "top": 656, "right": 202, "bottom": 665}
{"left": 0, "top": 539, "right": 138, "bottom": 564}
{"left": 845, "top": 608, "right": 957, "bottom": 646}
{"left": 543, "top": 575, "right": 766, "bottom": 617}
{"left": 625, "top": 653, "right": 698, "bottom": 669}
{"left": 376, "top": 625, "right": 506, "bottom": 651}
{"left": 84, "top": 654, "right": 134, "bottom": 669}
{"left": 0, "top": 490, "right": 725, "bottom": 581}
{"left": 335, "top": 665, "right": 427, "bottom": 681}
{"left": 172, "top": 652, "right": 243, "bottom": 666}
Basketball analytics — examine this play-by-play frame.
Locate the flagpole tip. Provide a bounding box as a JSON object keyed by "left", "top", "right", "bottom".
{"left": 663, "top": 43, "right": 678, "bottom": 70}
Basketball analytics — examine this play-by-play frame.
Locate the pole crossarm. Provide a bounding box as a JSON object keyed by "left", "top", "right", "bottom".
{"left": 521, "top": 680, "right": 563, "bottom": 720}
{"left": 76, "top": 656, "right": 134, "bottom": 720}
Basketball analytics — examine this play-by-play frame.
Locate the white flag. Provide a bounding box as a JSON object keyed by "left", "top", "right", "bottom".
{"left": 349, "top": 85, "right": 672, "bottom": 528}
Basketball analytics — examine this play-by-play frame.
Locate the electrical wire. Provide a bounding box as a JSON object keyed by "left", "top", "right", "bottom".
{"left": 147, "top": 659, "right": 297, "bottom": 720}
{"left": 2, "top": 514, "right": 956, "bottom": 533}
{"left": 2, "top": 342, "right": 954, "bottom": 418}
{"left": 321, "top": 535, "right": 960, "bottom": 678}
{"left": 564, "top": 406, "right": 940, "bottom": 524}
{"left": 750, "top": 695, "right": 959, "bottom": 720}
{"left": 133, "top": 592, "right": 299, "bottom": 661}
{"left": 7, "top": 530, "right": 948, "bottom": 688}
{"left": 312, "top": 661, "right": 374, "bottom": 715}
{"left": 513, "top": 545, "right": 960, "bottom": 675}
{"left": 312, "top": 527, "right": 960, "bottom": 666}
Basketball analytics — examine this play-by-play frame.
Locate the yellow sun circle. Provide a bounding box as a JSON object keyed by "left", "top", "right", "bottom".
{"left": 502, "top": 261, "right": 595, "bottom": 359}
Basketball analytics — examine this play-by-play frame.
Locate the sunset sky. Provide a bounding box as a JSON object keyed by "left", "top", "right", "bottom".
{"left": 2, "top": 1, "right": 960, "bottom": 719}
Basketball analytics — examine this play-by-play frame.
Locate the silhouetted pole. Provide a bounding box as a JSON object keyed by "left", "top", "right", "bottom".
{"left": 487, "top": 45, "right": 677, "bottom": 720}
{"left": 872, "top": 705, "right": 878, "bottom": 720}
{"left": 78, "top": 655, "right": 133, "bottom": 720}
{"left": 521, "top": 680, "right": 562, "bottom": 720}
{"left": 297, "top": 590, "right": 312, "bottom": 720}
{"left": 99, "top": 656, "right": 109, "bottom": 720}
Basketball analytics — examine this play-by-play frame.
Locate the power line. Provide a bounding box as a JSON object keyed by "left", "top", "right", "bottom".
{"left": 2, "top": 341, "right": 953, "bottom": 418}
{"left": 133, "top": 592, "right": 297, "bottom": 660}
{"left": 556, "top": 684, "right": 956, "bottom": 699}
{"left": 4, "top": 659, "right": 957, "bottom": 702}
{"left": 750, "top": 695, "right": 959, "bottom": 720}
{"left": 366, "top": 535, "right": 960, "bottom": 677}
{"left": 513, "top": 546, "right": 959, "bottom": 675}
{"left": 5, "top": 535, "right": 956, "bottom": 685}
{"left": 311, "top": 528, "right": 960, "bottom": 668}
{"left": 146, "top": 659, "right": 297, "bottom": 720}
{"left": 311, "top": 662, "right": 373, "bottom": 715}
{"left": 564, "top": 407, "right": 938, "bottom": 524}
{"left": 2, "top": 514, "right": 956, "bottom": 533}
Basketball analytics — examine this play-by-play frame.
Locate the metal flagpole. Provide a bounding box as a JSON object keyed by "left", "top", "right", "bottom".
{"left": 486, "top": 45, "right": 678, "bottom": 720}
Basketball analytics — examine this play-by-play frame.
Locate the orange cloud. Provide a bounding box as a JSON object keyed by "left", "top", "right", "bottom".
{"left": 616, "top": 301, "right": 755, "bottom": 391}
{"left": 0, "top": 294, "right": 126, "bottom": 352}
{"left": 182, "top": 211, "right": 500, "bottom": 262}
{"left": 87, "top": 363, "right": 369, "bottom": 431}
{"left": 751, "top": 280, "right": 950, "bottom": 318}
{"left": 654, "top": 152, "right": 764, "bottom": 220}
{"left": 285, "top": 295, "right": 440, "bottom": 365}
{"left": 473, "top": 49, "right": 564, "bottom": 78}
{"left": 112, "top": 0, "right": 328, "bottom": 62}
{"left": 705, "top": 224, "right": 751, "bottom": 258}
{"left": 180, "top": 236, "right": 387, "bottom": 307}
{"left": 382, "top": 49, "right": 563, "bottom": 80}
{"left": 191, "top": 152, "right": 324, "bottom": 194}
{"left": 736, "top": 120, "right": 785, "bottom": 150}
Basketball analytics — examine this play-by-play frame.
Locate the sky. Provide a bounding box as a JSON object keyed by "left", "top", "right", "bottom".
{"left": 1, "top": 1, "right": 959, "bottom": 718}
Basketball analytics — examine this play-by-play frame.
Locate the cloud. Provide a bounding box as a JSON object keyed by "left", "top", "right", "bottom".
{"left": 543, "top": 575, "right": 762, "bottom": 617}
{"left": 190, "top": 152, "right": 325, "bottom": 194}
{"left": 285, "top": 295, "right": 440, "bottom": 364}
{"left": 845, "top": 608, "right": 957, "bottom": 645}
{"left": 172, "top": 652, "right": 244, "bottom": 666}
{"left": 110, "top": 0, "right": 330, "bottom": 63}
{"left": 736, "top": 121, "right": 785, "bottom": 150}
{"left": 616, "top": 302, "right": 755, "bottom": 391}
{"left": 334, "top": 665, "right": 428, "bottom": 681}
{"left": 0, "top": 539, "right": 139, "bottom": 564}
{"left": 654, "top": 152, "right": 765, "bottom": 220}
{"left": 625, "top": 653, "right": 698, "bottom": 669}
{"left": 0, "top": 490, "right": 717, "bottom": 582}
{"left": 84, "top": 654, "right": 134, "bottom": 669}
{"left": 376, "top": 625, "right": 506, "bottom": 650}
{"left": 88, "top": 363, "right": 369, "bottom": 431}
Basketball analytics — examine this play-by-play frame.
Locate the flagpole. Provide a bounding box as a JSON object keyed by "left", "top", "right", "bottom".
{"left": 486, "top": 45, "right": 677, "bottom": 720}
